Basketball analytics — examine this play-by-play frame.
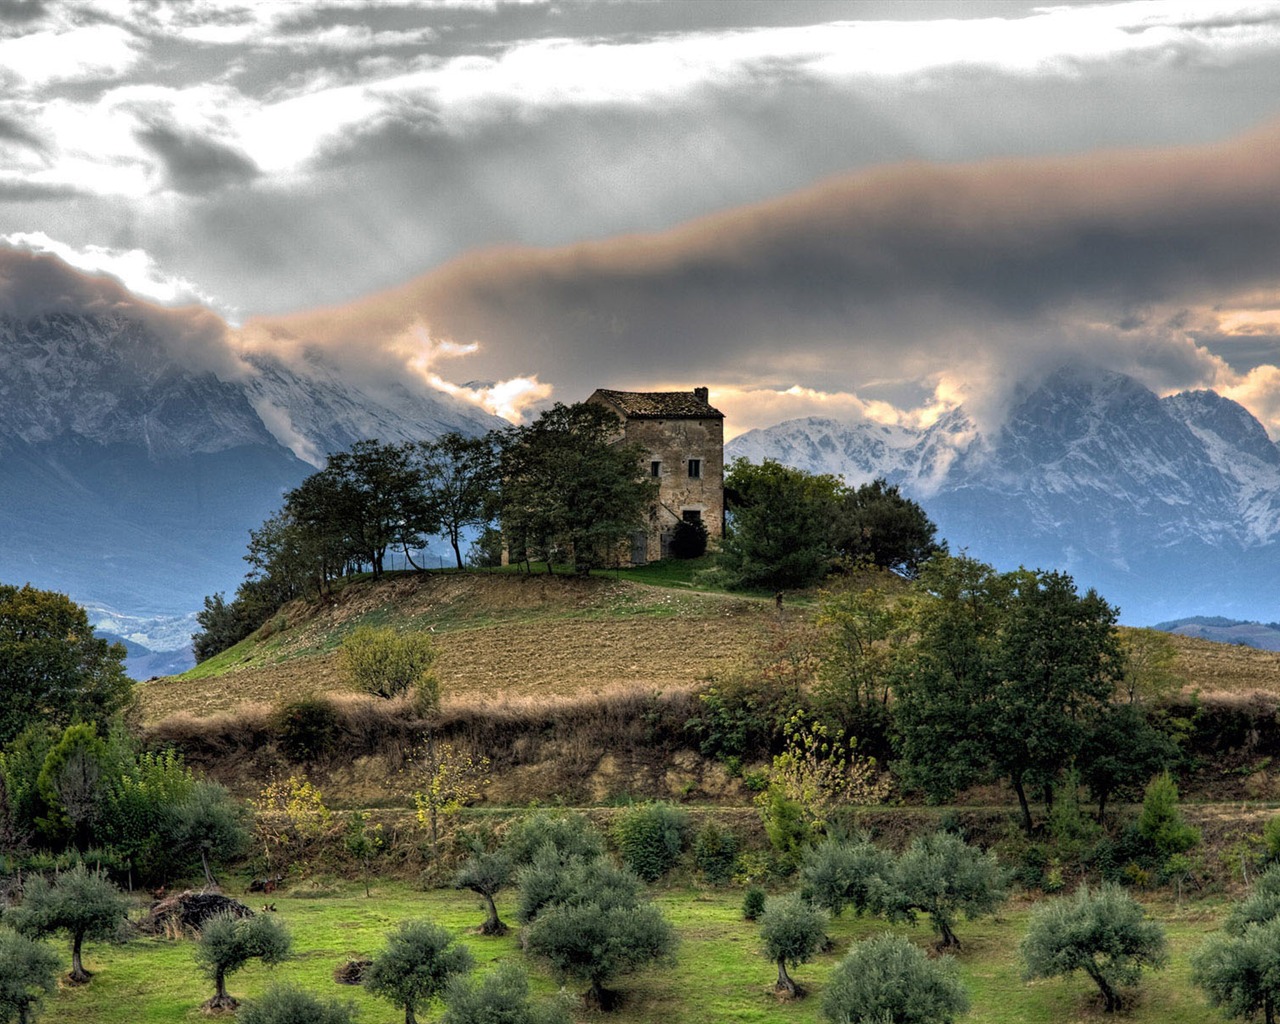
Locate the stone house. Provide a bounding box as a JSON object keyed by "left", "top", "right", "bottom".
{"left": 586, "top": 386, "right": 725, "bottom": 563}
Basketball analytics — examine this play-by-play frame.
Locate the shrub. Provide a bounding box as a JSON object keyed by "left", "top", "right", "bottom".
{"left": 442, "top": 962, "right": 571, "bottom": 1024}
{"left": 503, "top": 811, "right": 605, "bottom": 866}
{"left": 1224, "top": 865, "right": 1280, "bottom": 935}
{"left": 237, "top": 984, "right": 356, "bottom": 1024}
{"left": 669, "top": 518, "right": 708, "bottom": 559}
{"left": 742, "top": 886, "right": 767, "bottom": 921}
{"left": 1193, "top": 913, "right": 1280, "bottom": 1024}
{"left": 613, "top": 803, "right": 688, "bottom": 882}
{"left": 1137, "top": 772, "right": 1200, "bottom": 864}
{"left": 759, "top": 891, "right": 828, "bottom": 996}
{"left": 272, "top": 695, "right": 341, "bottom": 763}
{"left": 364, "top": 920, "right": 473, "bottom": 1024}
{"left": 0, "top": 925, "right": 59, "bottom": 1023}
{"left": 801, "top": 834, "right": 894, "bottom": 918}
{"left": 693, "top": 822, "right": 739, "bottom": 885}
{"left": 341, "top": 625, "right": 439, "bottom": 706}
{"left": 822, "top": 932, "right": 968, "bottom": 1024}
{"left": 1020, "top": 883, "right": 1167, "bottom": 1013}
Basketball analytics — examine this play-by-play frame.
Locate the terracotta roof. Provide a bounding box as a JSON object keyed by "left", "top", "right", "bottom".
{"left": 590, "top": 388, "right": 724, "bottom": 419}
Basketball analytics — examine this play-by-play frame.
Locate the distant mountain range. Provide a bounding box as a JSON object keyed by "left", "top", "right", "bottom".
{"left": 0, "top": 311, "right": 503, "bottom": 675}
{"left": 728, "top": 365, "right": 1280, "bottom": 624}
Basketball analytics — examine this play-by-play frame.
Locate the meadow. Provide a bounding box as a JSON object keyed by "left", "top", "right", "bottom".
{"left": 45, "top": 880, "right": 1234, "bottom": 1024}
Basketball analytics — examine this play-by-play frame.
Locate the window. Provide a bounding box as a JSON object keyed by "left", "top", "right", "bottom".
{"left": 687, "top": 458, "right": 702, "bottom": 479}
{"left": 650, "top": 460, "right": 661, "bottom": 478}
{"left": 682, "top": 509, "right": 703, "bottom": 524}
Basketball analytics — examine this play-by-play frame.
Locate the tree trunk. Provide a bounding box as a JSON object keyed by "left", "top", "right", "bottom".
{"left": 938, "top": 918, "right": 960, "bottom": 950}
{"left": 1096, "top": 788, "right": 1110, "bottom": 827}
{"left": 1264, "top": 994, "right": 1274, "bottom": 1024}
{"left": 201, "top": 848, "right": 217, "bottom": 888}
{"left": 451, "top": 534, "right": 464, "bottom": 570}
{"left": 775, "top": 958, "right": 796, "bottom": 996}
{"left": 481, "top": 893, "right": 508, "bottom": 935}
{"left": 1012, "top": 778, "right": 1034, "bottom": 834}
{"left": 404, "top": 1002, "right": 417, "bottom": 1024}
{"left": 1087, "top": 965, "right": 1119, "bottom": 1013}
{"left": 69, "top": 930, "right": 91, "bottom": 983}
{"left": 203, "top": 967, "right": 238, "bottom": 1010}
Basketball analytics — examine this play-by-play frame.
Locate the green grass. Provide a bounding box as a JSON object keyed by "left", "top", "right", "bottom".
{"left": 44, "top": 882, "right": 1232, "bottom": 1024}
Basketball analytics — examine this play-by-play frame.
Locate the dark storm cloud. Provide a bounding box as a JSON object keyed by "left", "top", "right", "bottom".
{"left": 0, "top": 246, "right": 241, "bottom": 376}
{"left": 135, "top": 123, "right": 259, "bottom": 195}
{"left": 0, "top": 0, "right": 46, "bottom": 26}
{"left": 247, "top": 120, "right": 1280, "bottom": 418}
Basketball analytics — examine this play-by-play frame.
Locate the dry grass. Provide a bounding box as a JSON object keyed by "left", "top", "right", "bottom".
{"left": 1160, "top": 631, "right": 1280, "bottom": 696}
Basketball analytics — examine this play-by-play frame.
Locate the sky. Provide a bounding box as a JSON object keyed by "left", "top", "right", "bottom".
{"left": 5, "top": 0, "right": 1280, "bottom": 438}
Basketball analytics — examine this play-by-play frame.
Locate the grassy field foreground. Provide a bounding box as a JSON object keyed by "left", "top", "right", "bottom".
{"left": 50, "top": 881, "right": 1230, "bottom": 1024}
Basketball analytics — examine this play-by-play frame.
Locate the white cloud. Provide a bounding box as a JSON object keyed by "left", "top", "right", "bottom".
{"left": 0, "top": 232, "right": 226, "bottom": 309}
{"left": 0, "top": 25, "right": 141, "bottom": 89}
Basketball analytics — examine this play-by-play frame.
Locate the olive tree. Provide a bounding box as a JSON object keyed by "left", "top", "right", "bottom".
{"left": 758, "top": 891, "right": 828, "bottom": 998}
{"left": 890, "top": 831, "right": 1008, "bottom": 950}
{"left": 9, "top": 863, "right": 128, "bottom": 984}
{"left": 822, "top": 932, "right": 968, "bottom": 1024}
{"left": 442, "top": 962, "right": 572, "bottom": 1024}
{"left": 800, "top": 834, "right": 894, "bottom": 918}
{"left": 0, "top": 926, "right": 59, "bottom": 1024}
{"left": 455, "top": 847, "right": 514, "bottom": 936}
{"left": 1020, "top": 883, "right": 1167, "bottom": 1013}
{"left": 1191, "top": 871, "right": 1280, "bottom": 1024}
{"left": 364, "top": 920, "right": 473, "bottom": 1024}
{"left": 193, "top": 912, "right": 292, "bottom": 1011}
{"left": 237, "top": 985, "right": 356, "bottom": 1024}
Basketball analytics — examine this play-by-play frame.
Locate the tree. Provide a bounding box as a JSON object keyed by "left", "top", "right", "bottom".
{"left": 193, "top": 912, "right": 292, "bottom": 1011}
{"left": 1136, "top": 772, "right": 1200, "bottom": 866}
{"left": 612, "top": 802, "right": 688, "bottom": 883}
{"left": 409, "top": 739, "right": 489, "bottom": 860}
{"left": 417, "top": 433, "right": 499, "bottom": 570}
{"left": 1020, "top": 883, "right": 1167, "bottom": 1013}
{"left": 830, "top": 478, "right": 944, "bottom": 579}
{"left": 718, "top": 458, "right": 842, "bottom": 590}
{"left": 521, "top": 856, "right": 677, "bottom": 1008}
{"left": 454, "top": 846, "right": 513, "bottom": 935}
{"left": 35, "top": 723, "right": 111, "bottom": 851}
{"left": 364, "top": 920, "right": 474, "bottom": 1024}
{"left": 758, "top": 891, "right": 828, "bottom": 997}
{"left": 442, "top": 962, "right": 571, "bottom": 1024}
{"left": 344, "top": 811, "right": 385, "bottom": 898}
{"left": 341, "top": 625, "right": 439, "bottom": 706}
{"left": 236, "top": 985, "right": 355, "bottom": 1024}
{"left": 250, "top": 775, "right": 332, "bottom": 875}
{"left": 0, "top": 926, "right": 59, "bottom": 1024}
{"left": 0, "top": 584, "right": 132, "bottom": 747}
{"left": 9, "top": 863, "right": 129, "bottom": 984}
{"left": 173, "top": 780, "right": 250, "bottom": 888}
{"left": 502, "top": 811, "right": 605, "bottom": 867}
{"left": 1078, "top": 703, "right": 1177, "bottom": 826}
{"left": 323, "top": 439, "right": 426, "bottom": 579}
{"left": 800, "top": 834, "right": 894, "bottom": 918}
{"left": 822, "top": 932, "right": 968, "bottom": 1024}
{"left": 498, "top": 403, "right": 657, "bottom": 574}
{"left": 889, "top": 831, "right": 1008, "bottom": 950}
{"left": 1223, "top": 866, "right": 1280, "bottom": 936}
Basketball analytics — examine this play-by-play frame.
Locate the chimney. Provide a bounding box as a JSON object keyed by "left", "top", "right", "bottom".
{"left": 693, "top": 386, "right": 709, "bottom": 403}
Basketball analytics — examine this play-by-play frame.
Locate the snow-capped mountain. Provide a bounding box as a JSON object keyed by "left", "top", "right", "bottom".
{"left": 727, "top": 365, "right": 1280, "bottom": 623}
{"left": 0, "top": 311, "right": 505, "bottom": 670}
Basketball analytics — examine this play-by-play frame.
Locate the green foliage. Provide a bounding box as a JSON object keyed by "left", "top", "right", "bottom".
{"left": 173, "top": 780, "right": 250, "bottom": 888}
{"left": 889, "top": 831, "right": 1009, "bottom": 949}
{"left": 1137, "top": 773, "right": 1200, "bottom": 869}
{"left": 829, "top": 478, "right": 945, "bottom": 579}
{"left": 342, "top": 625, "right": 440, "bottom": 705}
{"left": 194, "top": 912, "right": 292, "bottom": 1008}
{"left": 0, "top": 925, "right": 59, "bottom": 1024}
{"left": 742, "top": 886, "right": 767, "bottom": 921}
{"left": 718, "top": 457, "right": 842, "bottom": 590}
{"left": 613, "top": 802, "right": 688, "bottom": 883}
{"left": 442, "top": 962, "right": 571, "bottom": 1024}
{"left": 800, "top": 834, "right": 894, "bottom": 918}
{"left": 273, "top": 694, "right": 342, "bottom": 762}
{"left": 0, "top": 584, "right": 132, "bottom": 748}
{"left": 502, "top": 811, "right": 605, "bottom": 867}
{"left": 236, "top": 984, "right": 357, "bottom": 1024}
{"left": 1263, "top": 814, "right": 1280, "bottom": 863}
{"left": 35, "top": 723, "right": 112, "bottom": 850}
{"left": 191, "top": 591, "right": 260, "bottom": 664}
{"left": 1020, "top": 883, "right": 1168, "bottom": 1013}
{"left": 9, "top": 862, "right": 129, "bottom": 983}
{"left": 1078, "top": 704, "right": 1178, "bottom": 826}
{"left": 345, "top": 811, "right": 385, "bottom": 898}
{"left": 454, "top": 846, "right": 513, "bottom": 934}
{"left": 822, "top": 931, "right": 969, "bottom": 1024}
{"left": 416, "top": 432, "right": 499, "bottom": 570}
{"left": 101, "top": 745, "right": 195, "bottom": 883}
{"left": 1193, "top": 911, "right": 1280, "bottom": 1024}
{"left": 364, "top": 920, "right": 473, "bottom": 1024}
{"left": 498, "top": 402, "right": 658, "bottom": 574}
{"left": 758, "top": 891, "right": 828, "bottom": 994}
{"left": 693, "top": 821, "right": 739, "bottom": 885}
{"left": 1223, "top": 865, "right": 1280, "bottom": 936}
{"left": 669, "top": 517, "right": 709, "bottom": 559}
{"left": 757, "top": 786, "right": 810, "bottom": 869}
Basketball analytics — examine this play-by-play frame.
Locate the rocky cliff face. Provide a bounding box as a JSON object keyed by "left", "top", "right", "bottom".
{"left": 727, "top": 365, "right": 1280, "bottom": 623}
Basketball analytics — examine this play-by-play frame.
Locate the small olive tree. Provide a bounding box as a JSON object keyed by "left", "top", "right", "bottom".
{"left": 1020, "top": 883, "right": 1167, "bottom": 1013}
{"left": 194, "top": 912, "right": 292, "bottom": 1011}
{"left": 237, "top": 984, "right": 356, "bottom": 1024}
{"left": 890, "top": 831, "right": 1008, "bottom": 949}
{"left": 174, "top": 780, "right": 250, "bottom": 888}
{"left": 9, "top": 863, "right": 128, "bottom": 984}
{"left": 822, "top": 932, "right": 968, "bottom": 1024}
{"left": 613, "top": 803, "right": 688, "bottom": 883}
{"left": 364, "top": 920, "right": 473, "bottom": 1024}
{"left": 455, "top": 847, "right": 514, "bottom": 935}
{"left": 0, "top": 926, "right": 60, "bottom": 1024}
{"left": 342, "top": 625, "right": 439, "bottom": 708}
{"left": 758, "top": 891, "right": 828, "bottom": 998}
{"left": 800, "top": 834, "right": 894, "bottom": 918}
{"left": 1192, "top": 873, "right": 1280, "bottom": 1024}
{"left": 442, "top": 962, "right": 572, "bottom": 1024}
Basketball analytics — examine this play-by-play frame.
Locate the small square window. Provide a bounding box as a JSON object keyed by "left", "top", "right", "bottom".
{"left": 650, "top": 460, "right": 661, "bottom": 478}
{"left": 682, "top": 509, "right": 702, "bottom": 524}
{"left": 688, "top": 459, "right": 702, "bottom": 479}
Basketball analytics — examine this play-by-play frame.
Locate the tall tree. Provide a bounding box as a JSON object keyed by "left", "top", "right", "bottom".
{"left": 499, "top": 403, "right": 657, "bottom": 574}
{"left": 830, "top": 478, "right": 944, "bottom": 578}
{"left": 0, "top": 585, "right": 132, "bottom": 747}
{"left": 718, "top": 458, "right": 843, "bottom": 590}
{"left": 417, "top": 433, "right": 498, "bottom": 570}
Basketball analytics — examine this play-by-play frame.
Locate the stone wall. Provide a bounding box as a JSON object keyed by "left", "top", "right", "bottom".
{"left": 624, "top": 415, "right": 724, "bottom": 561}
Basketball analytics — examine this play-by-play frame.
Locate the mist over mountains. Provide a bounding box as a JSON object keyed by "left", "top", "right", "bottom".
{"left": 0, "top": 308, "right": 503, "bottom": 671}
{"left": 728, "top": 365, "right": 1280, "bottom": 624}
